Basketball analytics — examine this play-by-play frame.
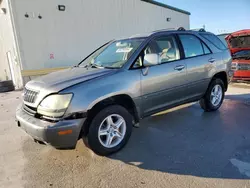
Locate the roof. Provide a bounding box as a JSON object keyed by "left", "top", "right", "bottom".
{"left": 141, "top": 0, "right": 191, "bottom": 15}
{"left": 124, "top": 29, "right": 211, "bottom": 40}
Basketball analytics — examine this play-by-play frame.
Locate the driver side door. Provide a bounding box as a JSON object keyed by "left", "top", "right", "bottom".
{"left": 140, "top": 35, "right": 188, "bottom": 116}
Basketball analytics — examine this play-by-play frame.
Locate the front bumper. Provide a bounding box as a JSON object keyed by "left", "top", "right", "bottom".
{"left": 233, "top": 70, "right": 250, "bottom": 81}
{"left": 16, "top": 104, "right": 86, "bottom": 149}
{"left": 228, "top": 70, "right": 234, "bottom": 83}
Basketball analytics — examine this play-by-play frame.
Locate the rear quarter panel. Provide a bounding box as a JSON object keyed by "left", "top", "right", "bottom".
{"left": 218, "top": 50, "right": 232, "bottom": 80}
{"left": 199, "top": 33, "right": 232, "bottom": 82}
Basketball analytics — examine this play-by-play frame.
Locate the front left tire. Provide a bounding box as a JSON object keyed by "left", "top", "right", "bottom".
{"left": 87, "top": 105, "right": 133, "bottom": 156}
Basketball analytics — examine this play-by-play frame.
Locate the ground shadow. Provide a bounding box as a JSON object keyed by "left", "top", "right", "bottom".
{"left": 110, "top": 100, "right": 250, "bottom": 179}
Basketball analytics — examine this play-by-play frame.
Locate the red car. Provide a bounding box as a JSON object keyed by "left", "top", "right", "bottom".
{"left": 225, "top": 30, "right": 250, "bottom": 81}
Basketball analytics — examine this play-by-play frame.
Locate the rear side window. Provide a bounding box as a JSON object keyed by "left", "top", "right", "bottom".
{"left": 217, "top": 34, "right": 229, "bottom": 47}
{"left": 202, "top": 43, "right": 211, "bottom": 54}
{"left": 179, "top": 34, "right": 206, "bottom": 58}
{"left": 201, "top": 33, "right": 227, "bottom": 50}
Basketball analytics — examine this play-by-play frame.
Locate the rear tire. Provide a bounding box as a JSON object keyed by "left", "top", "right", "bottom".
{"left": 0, "top": 85, "right": 15, "bottom": 93}
{"left": 0, "top": 80, "right": 14, "bottom": 93}
{"left": 87, "top": 105, "right": 133, "bottom": 156}
{"left": 200, "top": 78, "right": 225, "bottom": 112}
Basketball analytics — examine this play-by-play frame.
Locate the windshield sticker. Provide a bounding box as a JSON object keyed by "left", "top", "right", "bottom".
{"left": 116, "top": 48, "right": 133, "bottom": 53}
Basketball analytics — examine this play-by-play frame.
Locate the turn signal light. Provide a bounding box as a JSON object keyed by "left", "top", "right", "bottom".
{"left": 58, "top": 130, "right": 73, "bottom": 135}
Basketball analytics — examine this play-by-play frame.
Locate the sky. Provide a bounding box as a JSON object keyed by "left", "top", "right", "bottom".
{"left": 158, "top": 0, "right": 250, "bottom": 34}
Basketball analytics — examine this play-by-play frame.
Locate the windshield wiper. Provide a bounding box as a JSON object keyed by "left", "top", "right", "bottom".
{"left": 84, "top": 63, "right": 119, "bottom": 69}
{"left": 103, "top": 66, "right": 119, "bottom": 69}
{"left": 91, "top": 64, "right": 104, "bottom": 69}
{"left": 84, "top": 63, "right": 105, "bottom": 69}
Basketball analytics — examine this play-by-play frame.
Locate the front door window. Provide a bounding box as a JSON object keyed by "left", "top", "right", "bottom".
{"left": 144, "top": 35, "right": 180, "bottom": 64}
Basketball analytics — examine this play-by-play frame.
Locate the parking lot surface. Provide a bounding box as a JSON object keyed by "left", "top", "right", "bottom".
{"left": 1, "top": 83, "right": 250, "bottom": 188}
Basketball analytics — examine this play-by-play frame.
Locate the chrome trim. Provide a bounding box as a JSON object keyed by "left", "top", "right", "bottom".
{"left": 40, "top": 115, "right": 62, "bottom": 122}
{"left": 238, "top": 64, "right": 250, "bottom": 70}
{"left": 23, "top": 88, "right": 39, "bottom": 103}
{"left": 22, "top": 104, "right": 36, "bottom": 116}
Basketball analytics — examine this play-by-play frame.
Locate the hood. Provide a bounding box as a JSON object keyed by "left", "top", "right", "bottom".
{"left": 26, "top": 67, "right": 115, "bottom": 92}
{"left": 24, "top": 67, "right": 116, "bottom": 107}
{"left": 225, "top": 29, "right": 250, "bottom": 54}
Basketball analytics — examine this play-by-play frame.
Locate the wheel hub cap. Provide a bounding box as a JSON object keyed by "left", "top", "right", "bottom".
{"left": 98, "top": 114, "right": 126, "bottom": 148}
{"left": 210, "top": 84, "right": 223, "bottom": 106}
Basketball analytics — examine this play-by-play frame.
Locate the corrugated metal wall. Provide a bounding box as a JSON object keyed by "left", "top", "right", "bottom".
{"left": 0, "top": 0, "right": 22, "bottom": 87}
{"left": 9, "top": 0, "right": 189, "bottom": 76}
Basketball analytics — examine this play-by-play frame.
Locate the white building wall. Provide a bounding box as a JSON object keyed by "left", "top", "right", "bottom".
{"left": 0, "top": 0, "right": 22, "bottom": 87}
{"left": 10, "top": 0, "right": 189, "bottom": 72}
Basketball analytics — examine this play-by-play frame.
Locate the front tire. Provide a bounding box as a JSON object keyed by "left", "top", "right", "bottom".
{"left": 87, "top": 105, "right": 133, "bottom": 156}
{"left": 200, "top": 78, "right": 225, "bottom": 112}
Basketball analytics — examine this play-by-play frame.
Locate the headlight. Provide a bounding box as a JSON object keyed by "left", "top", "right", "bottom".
{"left": 37, "top": 94, "right": 73, "bottom": 117}
{"left": 231, "top": 62, "right": 238, "bottom": 70}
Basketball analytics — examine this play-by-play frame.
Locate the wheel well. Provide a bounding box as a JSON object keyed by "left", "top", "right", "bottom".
{"left": 212, "top": 72, "right": 228, "bottom": 91}
{"left": 80, "top": 95, "right": 139, "bottom": 137}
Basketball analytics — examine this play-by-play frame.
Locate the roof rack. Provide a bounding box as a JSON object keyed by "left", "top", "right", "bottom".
{"left": 191, "top": 28, "right": 206, "bottom": 32}
{"left": 177, "top": 27, "right": 186, "bottom": 31}
{"left": 177, "top": 27, "right": 206, "bottom": 32}
{"left": 152, "top": 28, "right": 176, "bottom": 32}
{"left": 153, "top": 27, "right": 207, "bottom": 34}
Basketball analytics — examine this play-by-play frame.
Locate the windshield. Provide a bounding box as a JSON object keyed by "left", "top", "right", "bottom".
{"left": 229, "top": 36, "right": 250, "bottom": 48}
{"left": 233, "top": 50, "right": 250, "bottom": 60}
{"left": 79, "top": 38, "right": 145, "bottom": 69}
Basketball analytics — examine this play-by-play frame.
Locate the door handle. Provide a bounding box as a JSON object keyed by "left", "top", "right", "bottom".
{"left": 174, "top": 65, "right": 185, "bottom": 71}
{"left": 208, "top": 58, "right": 216, "bottom": 63}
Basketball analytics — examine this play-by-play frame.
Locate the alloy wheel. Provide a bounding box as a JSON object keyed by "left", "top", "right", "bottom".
{"left": 98, "top": 114, "right": 126, "bottom": 148}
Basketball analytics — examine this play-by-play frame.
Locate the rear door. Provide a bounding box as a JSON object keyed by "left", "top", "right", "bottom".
{"left": 140, "top": 34, "right": 188, "bottom": 116}
{"left": 178, "top": 34, "right": 216, "bottom": 98}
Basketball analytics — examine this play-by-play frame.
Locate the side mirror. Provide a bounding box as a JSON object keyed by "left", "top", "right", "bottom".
{"left": 143, "top": 53, "right": 160, "bottom": 67}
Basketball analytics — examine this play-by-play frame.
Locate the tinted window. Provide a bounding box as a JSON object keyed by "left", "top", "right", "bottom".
{"left": 202, "top": 43, "right": 211, "bottom": 54}
{"left": 201, "top": 33, "right": 227, "bottom": 50}
{"left": 230, "top": 36, "right": 250, "bottom": 48}
{"left": 179, "top": 34, "right": 204, "bottom": 58}
{"left": 217, "top": 34, "right": 229, "bottom": 47}
{"left": 145, "top": 36, "right": 180, "bottom": 64}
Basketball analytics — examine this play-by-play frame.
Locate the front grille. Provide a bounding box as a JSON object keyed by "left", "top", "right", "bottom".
{"left": 23, "top": 88, "right": 39, "bottom": 103}
{"left": 231, "top": 63, "right": 250, "bottom": 71}
{"left": 238, "top": 64, "right": 250, "bottom": 70}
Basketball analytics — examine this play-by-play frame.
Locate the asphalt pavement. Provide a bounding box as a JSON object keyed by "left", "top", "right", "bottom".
{"left": 1, "top": 83, "right": 250, "bottom": 188}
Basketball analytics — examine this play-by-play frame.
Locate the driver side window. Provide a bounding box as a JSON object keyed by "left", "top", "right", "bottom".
{"left": 145, "top": 36, "right": 180, "bottom": 64}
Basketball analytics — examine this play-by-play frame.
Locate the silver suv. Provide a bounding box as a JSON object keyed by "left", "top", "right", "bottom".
{"left": 16, "top": 28, "right": 232, "bottom": 155}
